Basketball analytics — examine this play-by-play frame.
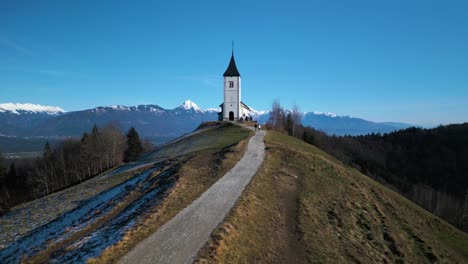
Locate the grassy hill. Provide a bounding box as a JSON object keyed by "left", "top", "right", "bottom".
{"left": 197, "top": 131, "right": 468, "bottom": 263}
{"left": 3, "top": 125, "right": 467, "bottom": 263}
{"left": 0, "top": 123, "right": 253, "bottom": 263}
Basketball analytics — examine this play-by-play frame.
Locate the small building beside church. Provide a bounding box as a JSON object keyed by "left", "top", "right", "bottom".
{"left": 218, "top": 51, "right": 251, "bottom": 121}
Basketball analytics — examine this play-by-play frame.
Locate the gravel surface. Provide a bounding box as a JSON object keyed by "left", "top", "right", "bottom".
{"left": 120, "top": 128, "right": 266, "bottom": 264}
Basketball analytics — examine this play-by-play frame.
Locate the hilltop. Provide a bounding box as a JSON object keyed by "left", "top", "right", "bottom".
{"left": 197, "top": 130, "right": 468, "bottom": 263}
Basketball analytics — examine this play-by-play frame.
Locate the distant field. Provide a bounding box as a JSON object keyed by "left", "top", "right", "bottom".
{"left": 3, "top": 151, "right": 42, "bottom": 159}
{"left": 197, "top": 131, "right": 468, "bottom": 263}
{"left": 0, "top": 135, "right": 177, "bottom": 159}
{"left": 0, "top": 136, "right": 59, "bottom": 153}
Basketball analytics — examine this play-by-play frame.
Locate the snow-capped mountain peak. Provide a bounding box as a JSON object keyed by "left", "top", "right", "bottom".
{"left": 249, "top": 108, "right": 269, "bottom": 116}
{"left": 205, "top": 107, "right": 220, "bottom": 112}
{"left": 0, "top": 103, "right": 65, "bottom": 115}
{"left": 109, "top": 105, "right": 131, "bottom": 111}
{"left": 312, "top": 111, "right": 337, "bottom": 118}
{"left": 179, "top": 100, "right": 202, "bottom": 112}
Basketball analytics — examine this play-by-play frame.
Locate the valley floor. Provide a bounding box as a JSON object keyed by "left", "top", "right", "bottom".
{"left": 196, "top": 131, "right": 468, "bottom": 264}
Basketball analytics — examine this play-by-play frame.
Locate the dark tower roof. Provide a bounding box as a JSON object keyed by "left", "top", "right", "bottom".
{"left": 223, "top": 52, "right": 241, "bottom": 77}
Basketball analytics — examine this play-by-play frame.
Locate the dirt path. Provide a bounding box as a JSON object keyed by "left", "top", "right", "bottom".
{"left": 279, "top": 169, "right": 308, "bottom": 264}
{"left": 120, "top": 128, "right": 266, "bottom": 264}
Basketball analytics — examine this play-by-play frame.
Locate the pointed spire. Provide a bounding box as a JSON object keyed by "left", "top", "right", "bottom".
{"left": 223, "top": 45, "right": 241, "bottom": 77}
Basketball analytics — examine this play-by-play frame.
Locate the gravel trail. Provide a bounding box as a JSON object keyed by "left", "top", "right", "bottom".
{"left": 120, "top": 128, "right": 266, "bottom": 264}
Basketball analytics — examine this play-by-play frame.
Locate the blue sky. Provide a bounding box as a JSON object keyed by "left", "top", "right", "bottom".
{"left": 1, "top": 0, "right": 467, "bottom": 126}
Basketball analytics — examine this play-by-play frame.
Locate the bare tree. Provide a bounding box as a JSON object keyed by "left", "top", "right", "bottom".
{"left": 101, "top": 123, "right": 126, "bottom": 168}
{"left": 33, "top": 163, "right": 50, "bottom": 195}
{"left": 291, "top": 104, "right": 302, "bottom": 137}
{"left": 267, "top": 100, "right": 286, "bottom": 131}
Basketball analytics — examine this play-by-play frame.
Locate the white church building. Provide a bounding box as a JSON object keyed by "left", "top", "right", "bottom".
{"left": 218, "top": 51, "right": 251, "bottom": 121}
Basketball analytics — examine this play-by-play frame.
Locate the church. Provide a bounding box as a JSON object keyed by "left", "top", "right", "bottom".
{"left": 218, "top": 51, "right": 252, "bottom": 121}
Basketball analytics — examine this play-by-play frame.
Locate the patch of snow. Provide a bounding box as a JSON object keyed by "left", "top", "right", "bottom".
{"left": 248, "top": 108, "right": 269, "bottom": 117}
{"left": 109, "top": 105, "right": 130, "bottom": 111}
{"left": 312, "top": 111, "right": 337, "bottom": 118}
{"left": 205, "top": 108, "right": 219, "bottom": 112}
{"left": 150, "top": 108, "right": 163, "bottom": 114}
{"left": 0, "top": 103, "right": 65, "bottom": 115}
{"left": 0, "top": 163, "right": 177, "bottom": 264}
{"left": 179, "top": 100, "right": 202, "bottom": 112}
{"left": 249, "top": 108, "right": 270, "bottom": 118}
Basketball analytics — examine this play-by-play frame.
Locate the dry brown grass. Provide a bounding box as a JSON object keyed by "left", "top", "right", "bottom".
{"left": 87, "top": 133, "right": 252, "bottom": 264}
{"left": 196, "top": 134, "right": 307, "bottom": 264}
{"left": 196, "top": 131, "right": 468, "bottom": 264}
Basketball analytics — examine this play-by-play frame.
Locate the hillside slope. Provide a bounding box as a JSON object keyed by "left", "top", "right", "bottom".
{"left": 197, "top": 131, "right": 468, "bottom": 263}
{"left": 0, "top": 123, "right": 252, "bottom": 263}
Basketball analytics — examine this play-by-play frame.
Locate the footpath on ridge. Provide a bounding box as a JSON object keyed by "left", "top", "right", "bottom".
{"left": 120, "top": 126, "right": 266, "bottom": 264}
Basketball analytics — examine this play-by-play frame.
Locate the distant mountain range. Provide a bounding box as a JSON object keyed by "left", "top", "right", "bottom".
{"left": 0, "top": 101, "right": 411, "bottom": 153}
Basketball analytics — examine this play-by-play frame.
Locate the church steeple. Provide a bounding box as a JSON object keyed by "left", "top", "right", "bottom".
{"left": 223, "top": 51, "right": 241, "bottom": 77}
{"left": 219, "top": 48, "right": 248, "bottom": 121}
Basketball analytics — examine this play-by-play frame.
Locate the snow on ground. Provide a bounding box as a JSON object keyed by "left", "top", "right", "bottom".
{"left": 0, "top": 166, "right": 136, "bottom": 249}
{"left": 50, "top": 166, "right": 178, "bottom": 263}
{"left": 0, "top": 126, "right": 217, "bottom": 263}
{"left": 0, "top": 160, "right": 179, "bottom": 264}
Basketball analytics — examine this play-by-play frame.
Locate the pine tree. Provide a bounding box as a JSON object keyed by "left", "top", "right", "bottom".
{"left": 0, "top": 151, "right": 8, "bottom": 215}
{"left": 286, "top": 112, "right": 294, "bottom": 136}
{"left": 92, "top": 124, "right": 99, "bottom": 135}
{"left": 124, "top": 127, "right": 143, "bottom": 162}
{"left": 43, "top": 141, "right": 52, "bottom": 159}
{"left": 0, "top": 152, "right": 6, "bottom": 180}
{"left": 6, "top": 163, "right": 17, "bottom": 187}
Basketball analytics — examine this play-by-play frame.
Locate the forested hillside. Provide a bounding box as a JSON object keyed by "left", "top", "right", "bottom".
{"left": 266, "top": 101, "right": 468, "bottom": 232}
{"left": 302, "top": 124, "right": 468, "bottom": 232}
{"left": 0, "top": 124, "right": 150, "bottom": 216}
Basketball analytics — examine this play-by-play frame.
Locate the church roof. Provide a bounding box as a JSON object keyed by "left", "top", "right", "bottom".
{"left": 223, "top": 52, "right": 241, "bottom": 77}
{"left": 219, "top": 101, "right": 250, "bottom": 110}
{"left": 241, "top": 101, "right": 251, "bottom": 110}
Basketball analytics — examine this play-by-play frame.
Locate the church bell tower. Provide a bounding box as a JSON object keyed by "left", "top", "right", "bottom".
{"left": 222, "top": 51, "right": 241, "bottom": 121}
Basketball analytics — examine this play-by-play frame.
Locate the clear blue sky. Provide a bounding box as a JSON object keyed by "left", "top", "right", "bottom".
{"left": 1, "top": 0, "right": 467, "bottom": 126}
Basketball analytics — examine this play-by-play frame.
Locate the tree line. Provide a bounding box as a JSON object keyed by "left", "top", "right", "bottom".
{"left": 0, "top": 124, "right": 149, "bottom": 215}
{"left": 266, "top": 100, "right": 468, "bottom": 232}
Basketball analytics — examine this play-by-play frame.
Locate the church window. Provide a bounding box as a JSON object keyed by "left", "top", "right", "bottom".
{"left": 229, "top": 81, "right": 234, "bottom": 88}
